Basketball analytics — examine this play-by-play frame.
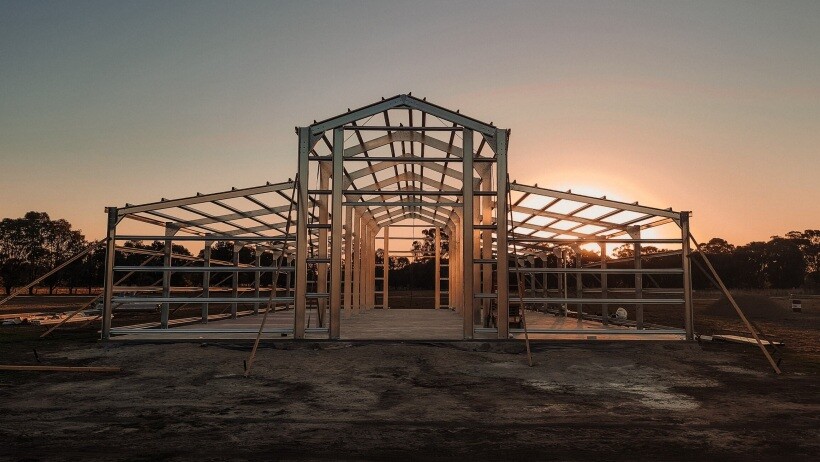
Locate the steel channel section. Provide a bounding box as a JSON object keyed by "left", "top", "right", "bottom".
{"left": 253, "top": 249, "right": 261, "bottom": 315}
{"left": 114, "top": 235, "right": 295, "bottom": 242}
{"left": 383, "top": 226, "right": 390, "bottom": 309}
{"left": 461, "top": 129, "right": 474, "bottom": 339}
{"left": 472, "top": 175, "right": 481, "bottom": 329}
{"left": 161, "top": 224, "right": 177, "bottom": 328}
{"left": 434, "top": 226, "right": 441, "bottom": 310}
{"left": 330, "top": 128, "right": 343, "bottom": 338}
{"left": 352, "top": 212, "right": 361, "bottom": 314}
{"left": 630, "top": 227, "right": 643, "bottom": 329}
{"left": 343, "top": 205, "right": 353, "bottom": 317}
{"left": 294, "top": 127, "right": 310, "bottom": 339}
{"left": 202, "top": 241, "right": 211, "bottom": 322}
{"left": 600, "top": 243, "right": 608, "bottom": 325}
{"left": 231, "top": 242, "right": 240, "bottom": 319}
{"left": 318, "top": 166, "right": 329, "bottom": 328}
{"left": 495, "top": 129, "right": 509, "bottom": 339}
{"left": 681, "top": 212, "right": 695, "bottom": 340}
{"left": 101, "top": 207, "right": 118, "bottom": 339}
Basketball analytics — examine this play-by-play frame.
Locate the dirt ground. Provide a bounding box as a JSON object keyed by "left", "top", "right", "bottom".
{"left": 0, "top": 328, "right": 818, "bottom": 461}
{"left": 1, "top": 292, "right": 819, "bottom": 460}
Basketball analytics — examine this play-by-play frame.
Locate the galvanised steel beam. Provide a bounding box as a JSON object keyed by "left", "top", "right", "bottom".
{"left": 510, "top": 182, "right": 680, "bottom": 219}
{"left": 309, "top": 94, "right": 495, "bottom": 137}
{"left": 118, "top": 181, "right": 294, "bottom": 216}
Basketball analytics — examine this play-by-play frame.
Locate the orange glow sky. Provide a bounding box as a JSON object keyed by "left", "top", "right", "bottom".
{"left": 1, "top": 1, "right": 818, "bottom": 245}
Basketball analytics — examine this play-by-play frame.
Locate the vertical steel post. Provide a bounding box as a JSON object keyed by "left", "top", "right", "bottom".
{"left": 253, "top": 247, "right": 261, "bottom": 315}
{"left": 294, "top": 127, "right": 310, "bottom": 339}
{"left": 449, "top": 216, "right": 459, "bottom": 313}
{"left": 462, "top": 129, "right": 474, "bottom": 339}
{"left": 495, "top": 129, "right": 509, "bottom": 339}
{"left": 681, "top": 212, "right": 694, "bottom": 340}
{"left": 101, "top": 207, "right": 117, "bottom": 340}
{"left": 362, "top": 224, "right": 369, "bottom": 311}
{"left": 630, "top": 226, "right": 643, "bottom": 329}
{"left": 231, "top": 242, "right": 240, "bottom": 318}
{"left": 161, "top": 223, "right": 177, "bottom": 329}
{"left": 576, "top": 245, "right": 583, "bottom": 320}
{"left": 368, "top": 226, "right": 375, "bottom": 310}
{"left": 330, "top": 127, "right": 343, "bottom": 339}
{"left": 480, "top": 169, "right": 492, "bottom": 325}
{"left": 541, "top": 255, "right": 548, "bottom": 312}
{"left": 343, "top": 205, "right": 353, "bottom": 317}
{"left": 600, "top": 242, "right": 608, "bottom": 326}
{"left": 434, "top": 226, "right": 441, "bottom": 310}
{"left": 472, "top": 179, "right": 481, "bottom": 326}
{"left": 383, "top": 226, "right": 390, "bottom": 309}
{"left": 318, "top": 166, "right": 329, "bottom": 327}
{"left": 352, "top": 212, "right": 361, "bottom": 314}
{"left": 202, "top": 239, "right": 211, "bottom": 323}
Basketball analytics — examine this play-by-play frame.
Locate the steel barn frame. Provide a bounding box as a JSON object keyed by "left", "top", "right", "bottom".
{"left": 101, "top": 94, "right": 695, "bottom": 341}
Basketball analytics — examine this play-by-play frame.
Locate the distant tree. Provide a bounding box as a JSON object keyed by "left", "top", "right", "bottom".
{"left": 698, "top": 238, "right": 735, "bottom": 254}
{"left": 612, "top": 244, "right": 663, "bottom": 259}
{"left": 0, "top": 212, "right": 87, "bottom": 294}
{"left": 411, "top": 228, "right": 449, "bottom": 261}
{"left": 764, "top": 235, "right": 806, "bottom": 289}
{"left": 0, "top": 259, "right": 35, "bottom": 295}
{"left": 197, "top": 241, "right": 254, "bottom": 287}
{"left": 732, "top": 241, "right": 767, "bottom": 289}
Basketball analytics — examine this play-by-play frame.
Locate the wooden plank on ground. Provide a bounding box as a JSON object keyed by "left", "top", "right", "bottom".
{"left": 712, "top": 335, "right": 784, "bottom": 346}
{"left": 0, "top": 365, "right": 121, "bottom": 372}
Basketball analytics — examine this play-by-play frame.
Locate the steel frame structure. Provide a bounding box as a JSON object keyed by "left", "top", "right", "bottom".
{"left": 101, "top": 94, "right": 694, "bottom": 341}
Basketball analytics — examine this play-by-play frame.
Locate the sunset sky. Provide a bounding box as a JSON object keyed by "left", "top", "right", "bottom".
{"left": 1, "top": 0, "right": 818, "bottom": 245}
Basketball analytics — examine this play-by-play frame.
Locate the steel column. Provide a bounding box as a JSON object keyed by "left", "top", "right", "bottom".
{"left": 681, "top": 212, "right": 694, "bottom": 340}
{"left": 294, "top": 127, "right": 310, "bottom": 339}
{"left": 462, "top": 129, "right": 474, "bottom": 339}
{"left": 343, "top": 205, "right": 353, "bottom": 317}
{"left": 161, "top": 224, "right": 177, "bottom": 328}
{"left": 630, "top": 226, "right": 643, "bottom": 329}
{"left": 434, "top": 226, "right": 441, "bottom": 310}
{"left": 495, "top": 129, "right": 509, "bottom": 338}
{"left": 231, "top": 242, "right": 240, "bottom": 318}
{"left": 202, "top": 240, "right": 211, "bottom": 322}
{"left": 600, "top": 243, "right": 608, "bottom": 325}
{"left": 318, "top": 165, "right": 329, "bottom": 327}
{"left": 101, "top": 207, "right": 117, "bottom": 339}
{"left": 330, "top": 128, "right": 343, "bottom": 339}
{"left": 253, "top": 248, "right": 261, "bottom": 315}
{"left": 383, "top": 226, "right": 390, "bottom": 309}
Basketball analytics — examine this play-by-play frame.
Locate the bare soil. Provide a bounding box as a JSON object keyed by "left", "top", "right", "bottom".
{"left": 1, "top": 292, "right": 818, "bottom": 460}
{"left": 0, "top": 328, "right": 818, "bottom": 461}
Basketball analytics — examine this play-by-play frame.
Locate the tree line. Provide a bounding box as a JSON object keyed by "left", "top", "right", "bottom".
{"left": 385, "top": 228, "right": 819, "bottom": 291}
{"left": 0, "top": 214, "right": 817, "bottom": 294}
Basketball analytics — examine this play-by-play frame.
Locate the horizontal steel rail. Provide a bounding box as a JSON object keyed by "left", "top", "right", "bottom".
{"left": 508, "top": 328, "right": 686, "bottom": 335}
{"left": 110, "top": 328, "right": 328, "bottom": 334}
{"left": 515, "top": 297, "right": 685, "bottom": 304}
{"left": 512, "top": 268, "right": 684, "bottom": 274}
{"left": 344, "top": 190, "right": 461, "bottom": 195}
{"left": 112, "top": 296, "right": 296, "bottom": 304}
{"left": 113, "top": 266, "right": 296, "bottom": 273}
{"left": 340, "top": 156, "right": 464, "bottom": 163}
{"left": 343, "top": 201, "right": 463, "bottom": 207}
{"left": 342, "top": 126, "right": 463, "bottom": 131}
{"left": 509, "top": 238, "right": 683, "bottom": 244}
{"left": 115, "top": 235, "right": 295, "bottom": 242}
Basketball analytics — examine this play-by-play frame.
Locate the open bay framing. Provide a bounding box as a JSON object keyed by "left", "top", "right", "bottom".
{"left": 101, "top": 94, "right": 695, "bottom": 342}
